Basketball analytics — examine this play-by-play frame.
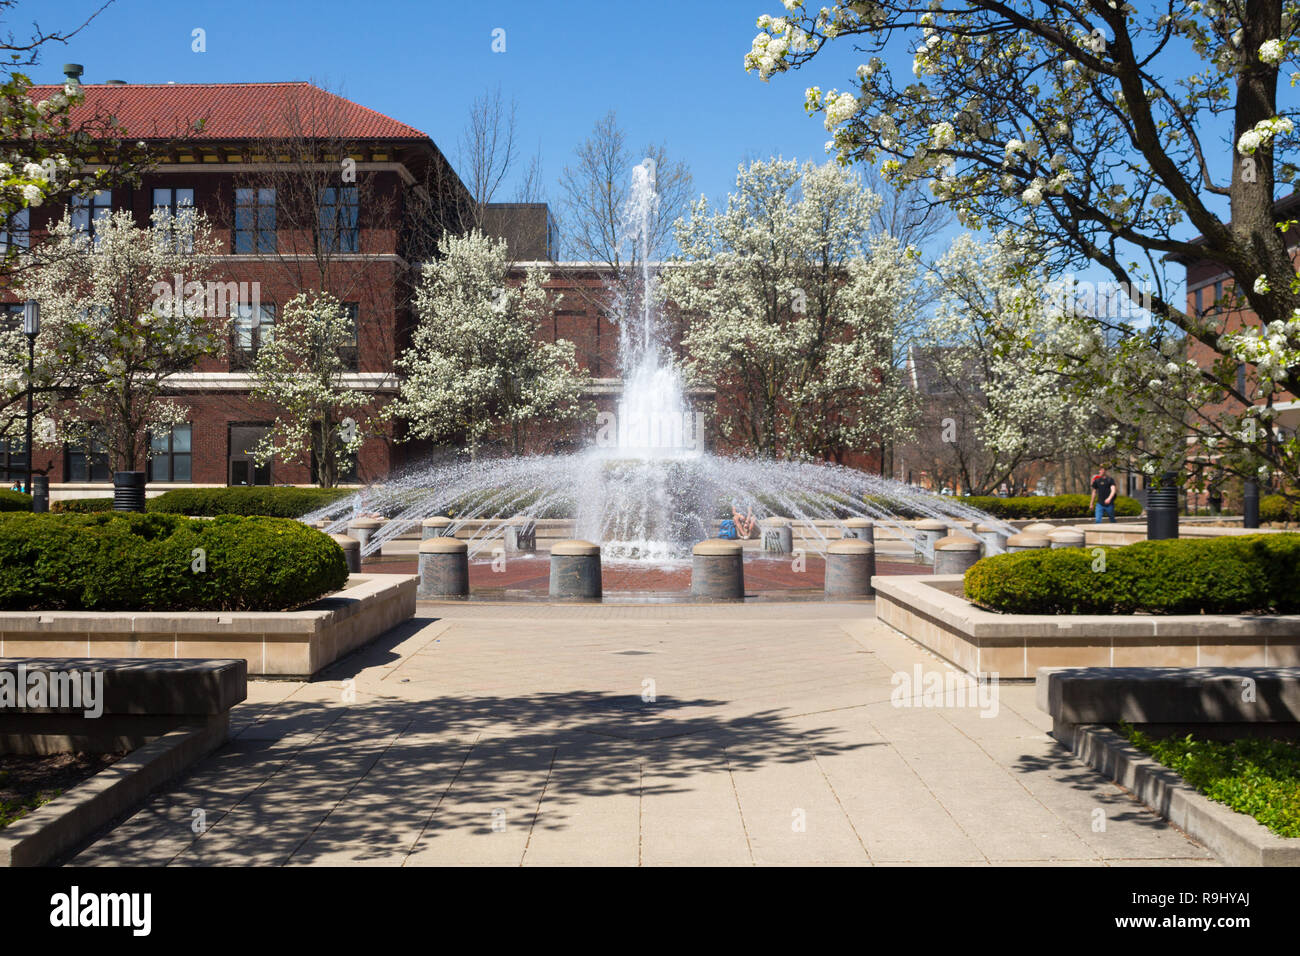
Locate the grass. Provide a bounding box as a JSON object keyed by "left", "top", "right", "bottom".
{"left": 1121, "top": 722, "right": 1300, "bottom": 838}
{"left": 0, "top": 793, "right": 59, "bottom": 830}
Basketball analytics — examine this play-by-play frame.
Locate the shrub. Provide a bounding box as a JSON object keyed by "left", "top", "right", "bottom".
{"left": 963, "top": 533, "right": 1300, "bottom": 615}
{"left": 1260, "top": 494, "right": 1296, "bottom": 523}
{"left": 0, "top": 489, "right": 31, "bottom": 511}
{"left": 0, "top": 512, "right": 348, "bottom": 611}
{"left": 1122, "top": 725, "right": 1300, "bottom": 839}
{"left": 51, "top": 497, "right": 115, "bottom": 514}
{"left": 146, "top": 486, "right": 354, "bottom": 518}
{"left": 959, "top": 494, "right": 1141, "bottom": 520}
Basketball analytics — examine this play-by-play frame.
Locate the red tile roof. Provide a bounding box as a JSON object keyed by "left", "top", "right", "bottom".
{"left": 27, "top": 81, "right": 431, "bottom": 142}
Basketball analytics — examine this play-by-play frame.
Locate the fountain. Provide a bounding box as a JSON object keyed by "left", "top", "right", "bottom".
{"left": 301, "top": 159, "right": 1016, "bottom": 573}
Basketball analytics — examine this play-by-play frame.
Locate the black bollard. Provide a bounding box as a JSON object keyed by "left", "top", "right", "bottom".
{"left": 30, "top": 474, "right": 48, "bottom": 513}
{"left": 1146, "top": 471, "right": 1179, "bottom": 540}
{"left": 1243, "top": 479, "right": 1260, "bottom": 529}
{"left": 112, "top": 470, "right": 146, "bottom": 513}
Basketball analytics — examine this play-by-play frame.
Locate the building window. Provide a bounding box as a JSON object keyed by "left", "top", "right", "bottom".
{"left": 147, "top": 424, "right": 192, "bottom": 482}
{"left": 339, "top": 302, "right": 359, "bottom": 371}
{"left": 152, "top": 187, "right": 195, "bottom": 252}
{"left": 71, "top": 190, "right": 112, "bottom": 240}
{"left": 228, "top": 424, "right": 271, "bottom": 486}
{"left": 0, "top": 438, "right": 27, "bottom": 488}
{"left": 0, "top": 208, "right": 30, "bottom": 252}
{"left": 1192, "top": 286, "right": 1203, "bottom": 317}
{"left": 1, "top": 302, "right": 23, "bottom": 330}
{"left": 231, "top": 303, "right": 276, "bottom": 369}
{"left": 65, "top": 435, "right": 111, "bottom": 483}
{"left": 233, "top": 187, "right": 276, "bottom": 253}
{"left": 318, "top": 186, "right": 358, "bottom": 252}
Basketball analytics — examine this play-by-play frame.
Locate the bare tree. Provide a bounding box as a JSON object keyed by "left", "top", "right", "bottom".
{"left": 555, "top": 109, "right": 694, "bottom": 347}
{"left": 456, "top": 85, "right": 518, "bottom": 228}
{"left": 559, "top": 111, "right": 692, "bottom": 267}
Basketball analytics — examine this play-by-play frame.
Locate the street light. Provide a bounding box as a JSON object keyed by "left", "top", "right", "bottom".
{"left": 21, "top": 299, "right": 38, "bottom": 505}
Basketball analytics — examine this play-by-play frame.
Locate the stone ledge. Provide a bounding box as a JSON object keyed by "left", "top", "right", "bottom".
{"left": 1038, "top": 665, "right": 1300, "bottom": 727}
{"left": 1055, "top": 723, "right": 1300, "bottom": 867}
{"left": 0, "top": 574, "right": 417, "bottom": 679}
{"left": 0, "top": 721, "right": 228, "bottom": 866}
{"left": 873, "top": 574, "right": 1300, "bottom": 677}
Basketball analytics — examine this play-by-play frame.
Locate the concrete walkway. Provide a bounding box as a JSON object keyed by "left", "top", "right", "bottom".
{"left": 72, "top": 602, "right": 1217, "bottom": 866}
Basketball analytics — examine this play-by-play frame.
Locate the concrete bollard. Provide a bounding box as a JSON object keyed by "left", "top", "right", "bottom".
{"left": 945, "top": 520, "right": 976, "bottom": 536}
{"left": 914, "top": 518, "right": 948, "bottom": 557}
{"left": 975, "top": 522, "right": 1007, "bottom": 556}
{"left": 844, "top": 517, "right": 875, "bottom": 544}
{"left": 1006, "top": 532, "right": 1050, "bottom": 553}
{"left": 1049, "top": 529, "right": 1086, "bottom": 549}
{"left": 418, "top": 537, "right": 469, "bottom": 598}
{"left": 329, "top": 534, "right": 361, "bottom": 574}
{"left": 691, "top": 538, "right": 745, "bottom": 600}
{"left": 348, "top": 517, "right": 382, "bottom": 554}
{"left": 824, "top": 539, "right": 876, "bottom": 597}
{"left": 505, "top": 517, "right": 537, "bottom": 552}
{"left": 421, "top": 516, "right": 452, "bottom": 540}
{"left": 1023, "top": 522, "right": 1057, "bottom": 536}
{"left": 549, "top": 540, "right": 602, "bottom": 600}
{"left": 933, "top": 535, "right": 982, "bottom": 575}
{"left": 761, "top": 518, "right": 794, "bottom": 553}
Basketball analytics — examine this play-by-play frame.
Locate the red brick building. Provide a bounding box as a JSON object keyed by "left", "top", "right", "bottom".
{"left": 2, "top": 76, "right": 883, "bottom": 497}
{"left": 1174, "top": 193, "right": 1300, "bottom": 505}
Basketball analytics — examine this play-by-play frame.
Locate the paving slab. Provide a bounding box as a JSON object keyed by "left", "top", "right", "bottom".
{"left": 71, "top": 604, "right": 1217, "bottom": 866}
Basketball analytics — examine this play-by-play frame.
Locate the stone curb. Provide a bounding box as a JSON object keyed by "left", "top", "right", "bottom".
{"left": 0, "top": 720, "right": 228, "bottom": 867}
{"left": 1058, "top": 722, "right": 1300, "bottom": 867}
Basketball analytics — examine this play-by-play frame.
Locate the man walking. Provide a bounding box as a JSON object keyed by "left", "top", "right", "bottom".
{"left": 1090, "top": 465, "right": 1118, "bottom": 523}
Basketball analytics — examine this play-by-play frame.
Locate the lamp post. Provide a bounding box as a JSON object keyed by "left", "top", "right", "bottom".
{"left": 21, "top": 300, "right": 38, "bottom": 504}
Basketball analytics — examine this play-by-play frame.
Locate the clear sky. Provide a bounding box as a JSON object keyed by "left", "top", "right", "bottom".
{"left": 21, "top": 0, "right": 868, "bottom": 211}
{"left": 15, "top": 0, "right": 1251, "bottom": 305}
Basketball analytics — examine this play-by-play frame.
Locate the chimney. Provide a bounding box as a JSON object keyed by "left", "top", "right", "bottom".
{"left": 62, "top": 63, "right": 83, "bottom": 87}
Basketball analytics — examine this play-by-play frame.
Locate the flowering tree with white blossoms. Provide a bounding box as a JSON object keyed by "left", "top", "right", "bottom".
{"left": 661, "top": 158, "right": 918, "bottom": 462}
{"left": 913, "top": 233, "right": 1108, "bottom": 493}
{"left": 249, "top": 291, "right": 382, "bottom": 488}
{"left": 15, "top": 209, "right": 221, "bottom": 473}
{"left": 394, "top": 230, "right": 587, "bottom": 456}
{"left": 744, "top": 1, "right": 1300, "bottom": 487}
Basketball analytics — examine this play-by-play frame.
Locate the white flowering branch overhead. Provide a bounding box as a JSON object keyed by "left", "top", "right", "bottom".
{"left": 744, "top": 0, "right": 1300, "bottom": 486}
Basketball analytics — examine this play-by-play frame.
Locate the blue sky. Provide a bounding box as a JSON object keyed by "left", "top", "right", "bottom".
{"left": 17, "top": 0, "right": 1270, "bottom": 304}
{"left": 25, "top": 0, "right": 865, "bottom": 210}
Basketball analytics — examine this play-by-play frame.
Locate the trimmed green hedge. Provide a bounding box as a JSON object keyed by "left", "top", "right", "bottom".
{"left": 146, "top": 486, "right": 354, "bottom": 518}
{"left": 0, "top": 489, "right": 31, "bottom": 511}
{"left": 959, "top": 494, "right": 1142, "bottom": 520}
{"left": 964, "top": 533, "right": 1300, "bottom": 615}
{"left": 0, "top": 512, "right": 348, "bottom": 611}
{"left": 1260, "top": 494, "right": 1299, "bottom": 523}
{"left": 51, "top": 497, "right": 115, "bottom": 514}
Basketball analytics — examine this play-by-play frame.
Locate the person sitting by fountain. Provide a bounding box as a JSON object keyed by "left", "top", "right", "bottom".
{"left": 732, "top": 504, "right": 758, "bottom": 539}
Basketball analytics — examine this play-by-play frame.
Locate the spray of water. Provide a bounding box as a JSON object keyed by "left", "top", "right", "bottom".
{"left": 303, "top": 160, "right": 1014, "bottom": 562}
